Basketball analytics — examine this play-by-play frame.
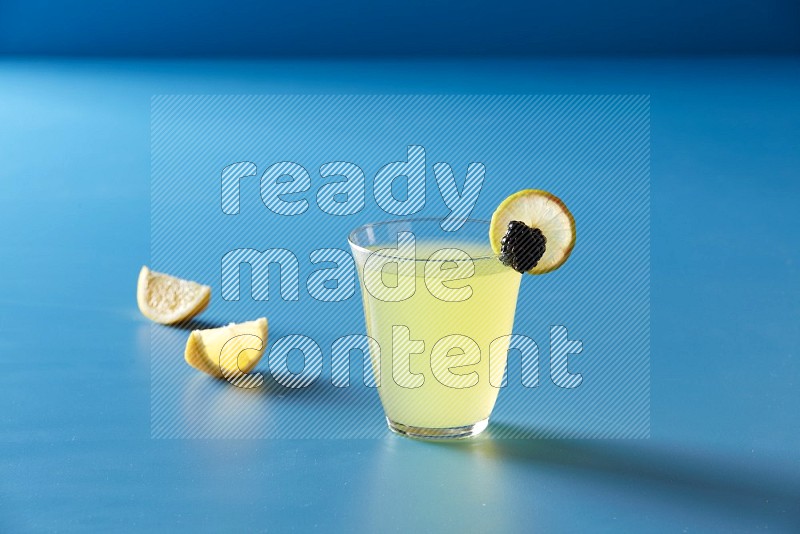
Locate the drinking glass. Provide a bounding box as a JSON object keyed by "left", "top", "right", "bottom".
{"left": 348, "top": 219, "right": 522, "bottom": 439}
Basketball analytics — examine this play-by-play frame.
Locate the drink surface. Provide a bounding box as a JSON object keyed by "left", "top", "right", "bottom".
{"left": 359, "top": 240, "right": 522, "bottom": 428}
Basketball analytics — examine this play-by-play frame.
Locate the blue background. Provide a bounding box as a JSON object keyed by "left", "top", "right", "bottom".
{"left": 1, "top": 1, "right": 799, "bottom": 533}
{"left": 1, "top": 0, "right": 799, "bottom": 56}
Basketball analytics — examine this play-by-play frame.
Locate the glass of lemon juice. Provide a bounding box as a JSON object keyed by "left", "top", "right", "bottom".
{"left": 349, "top": 219, "right": 523, "bottom": 439}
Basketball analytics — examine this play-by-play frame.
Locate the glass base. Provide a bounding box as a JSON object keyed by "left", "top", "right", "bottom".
{"left": 386, "top": 417, "right": 489, "bottom": 440}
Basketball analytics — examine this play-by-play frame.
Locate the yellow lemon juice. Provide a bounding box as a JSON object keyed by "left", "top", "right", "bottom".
{"left": 357, "top": 239, "right": 521, "bottom": 434}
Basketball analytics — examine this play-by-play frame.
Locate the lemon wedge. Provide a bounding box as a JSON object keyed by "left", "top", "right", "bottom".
{"left": 489, "top": 189, "right": 576, "bottom": 274}
{"left": 184, "top": 318, "right": 268, "bottom": 379}
{"left": 137, "top": 266, "right": 211, "bottom": 324}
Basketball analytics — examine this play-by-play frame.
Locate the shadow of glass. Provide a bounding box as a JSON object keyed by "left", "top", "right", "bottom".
{"left": 421, "top": 421, "right": 800, "bottom": 528}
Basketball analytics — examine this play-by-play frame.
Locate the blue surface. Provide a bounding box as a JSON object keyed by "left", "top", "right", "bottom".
{"left": 1, "top": 58, "right": 799, "bottom": 532}
{"left": 1, "top": 1, "right": 799, "bottom": 56}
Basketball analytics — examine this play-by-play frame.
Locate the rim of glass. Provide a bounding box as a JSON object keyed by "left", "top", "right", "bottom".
{"left": 348, "top": 218, "right": 501, "bottom": 262}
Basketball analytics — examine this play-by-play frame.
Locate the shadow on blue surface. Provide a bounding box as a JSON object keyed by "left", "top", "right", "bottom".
{"left": 414, "top": 421, "right": 800, "bottom": 529}
{"left": 167, "top": 318, "right": 229, "bottom": 330}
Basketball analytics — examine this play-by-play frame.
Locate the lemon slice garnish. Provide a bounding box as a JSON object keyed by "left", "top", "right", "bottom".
{"left": 489, "top": 189, "right": 576, "bottom": 274}
{"left": 137, "top": 266, "right": 211, "bottom": 324}
{"left": 184, "top": 318, "right": 268, "bottom": 379}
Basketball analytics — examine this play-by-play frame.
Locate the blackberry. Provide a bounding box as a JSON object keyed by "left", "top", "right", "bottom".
{"left": 499, "top": 220, "right": 547, "bottom": 273}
